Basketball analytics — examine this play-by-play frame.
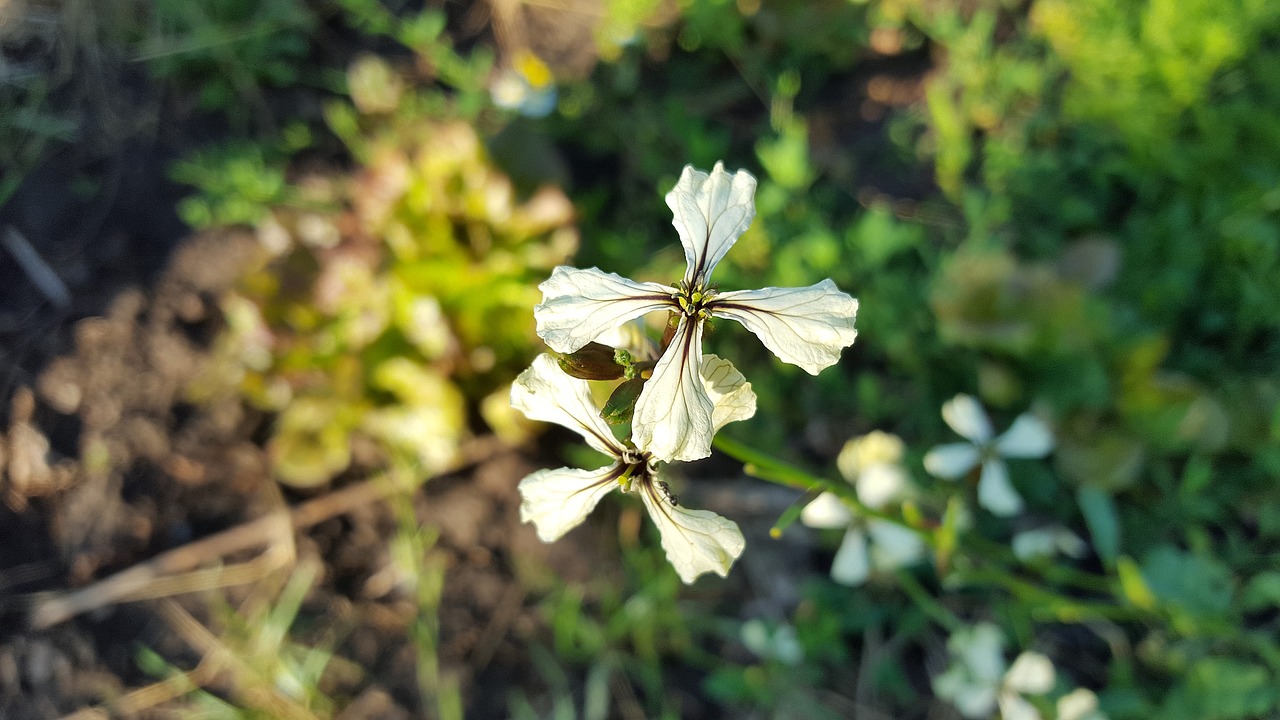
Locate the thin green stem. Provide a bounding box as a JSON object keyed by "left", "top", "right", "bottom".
{"left": 895, "top": 569, "right": 963, "bottom": 632}
{"left": 713, "top": 433, "right": 1128, "bottom": 620}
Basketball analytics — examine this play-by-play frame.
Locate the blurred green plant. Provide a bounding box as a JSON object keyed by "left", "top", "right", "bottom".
{"left": 189, "top": 51, "right": 577, "bottom": 487}
{"left": 136, "top": 561, "right": 352, "bottom": 719}
{"left": 158, "top": 0, "right": 1280, "bottom": 716}
{"left": 137, "top": 0, "right": 316, "bottom": 118}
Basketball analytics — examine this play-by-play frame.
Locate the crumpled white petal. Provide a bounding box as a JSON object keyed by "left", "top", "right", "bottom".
{"left": 995, "top": 413, "right": 1054, "bottom": 458}
{"left": 518, "top": 465, "right": 620, "bottom": 542}
{"left": 942, "top": 394, "right": 994, "bottom": 444}
{"left": 666, "top": 162, "right": 757, "bottom": 284}
{"left": 837, "top": 430, "right": 905, "bottom": 481}
{"left": 829, "top": 527, "right": 871, "bottom": 586}
{"left": 534, "top": 266, "right": 674, "bottom": 353}
{"left": 1057, "top": 688, "right": 1106, "bottom": 720}
{"left": 978, "top": 457, "right": 1024, "bottom": 517}
{"left": 999, "top": 692, "right": 1045, "bottom": 720}
{"left": 511, "top": 354, "right": 625, "bottom": 456}
{"left": 800, "top": 492, "right": 853, "bottom": 529}
{"left": 924, "top": 443, "right": 982, "bottom": 479}
{"left": 856, "top": 463, "right": 908, "bottom": 509}
{"left": 638, "top": 478, "right": 746, "bottom": 583}
{"left": 710, "top": 280, "right": 859, "bottom": 375}
{"left": 1005, "top": 652, "right": 1056, "bottom": 694}
{"left": 632, "top": 318, "right": 715, "bottom": 461}
{"left": 700, "top": 354, "right": 757, "bottom": 432}
{"left": 866, "top": 519, "right": 927, "bottom": 570}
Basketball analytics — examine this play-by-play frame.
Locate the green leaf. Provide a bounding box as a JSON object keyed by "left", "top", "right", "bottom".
{"left": 1140, "top": 545, "right": 1234, "bottom": 620}
{"left": 1241, "top": 572, "right": 1280, "bottom": 612}
{"left": 1162, "top": 659, "right": 1277, "bottom": 720}
{"left": 1077, "top": 486, "right": 1120, "bottom": 566}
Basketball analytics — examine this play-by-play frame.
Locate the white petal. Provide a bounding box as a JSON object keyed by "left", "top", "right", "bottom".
{"left": 1005, "top": 652, "right": 1055, "bottom": 694}
{"left": 632, "top": 318, "right": 715, "bottom": 461}
{"left": 699, "top": 354, "right": 757, "bottom": 432}
{"left": 800, "top": 492, "right": 853, "bottom": 529}
{"left": 1011, "top": 528, "right": 1059, "bottom": 561}
{"left": 999, "top": 691, "right": 1046, "bottom": 720}
{"left": 638, "top": 477, "right": 745, "bottom": 583}
{"left": 830, "top": 527, "right": 870, "bottom": 586}
{"left": 978, "top": 458, "right": 1025, "bottom": 517}
{"left": 665, "top": 162, "right": 757, "bottom": 284}
{"left": 867, "top": 519, "right": 927, "bottom": 569}
{"left": 924, "top": 443, "right": 981, "bottom": 479}
{"left": 511, "top": 354, "right": 624, "bottom": 456}
{"left": 594, "top": 319, "right": 659, "bottom": 361}
{"left": 838, "top": 430, "right": 906, "bottom": 480}
{"left": 710, "top": 280, "right": 859, "bottom": 375}
{"left": 995, "top": 413, "right": 1054, "bottom": 458}
{"left": 934, "top": 666, "right": 999, "bottom": 720}
{"left": 534, "top": 266, "right": 675, "bottom": 353}
{"left": 953, "top": 623, "right": 1007, "bottom": 684}
{"left": 1012, "top": 526, "right": 1087, "bottom": 561}
{"left": 855, "top": 463, "right": 908, "bottom": 509}
{"left": 942, "top": 394, "right": 994, "bottom": 444}
{"left": 1057, "top": 689, "right": 1104, "bottom": 720}
{"left": 518, "top": 465, "right": 620, "bottom": 542}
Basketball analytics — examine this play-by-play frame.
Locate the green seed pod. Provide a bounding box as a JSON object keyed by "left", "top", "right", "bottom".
{"left": 557, "top": 342, "right": 626, "bottom": 380}
{"left": 601, "top": 376, "right": 646, "bottom": 425}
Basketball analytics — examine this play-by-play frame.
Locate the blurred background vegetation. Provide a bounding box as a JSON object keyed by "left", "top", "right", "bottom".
{"left": 2, "top": 0, "right": 1279, "bottom": 718}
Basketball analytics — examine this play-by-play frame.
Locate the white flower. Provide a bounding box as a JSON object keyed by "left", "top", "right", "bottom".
{"left": 740, "top": 619, "right": 804, "bottom": 666}
{"left": 490, "top": 50, "right": 557, "bottom": 118}
{"left": 1057, "top": 688, "right": 1107, "bottom": 720}
{"left": 933, "top": 623, "right": 1057, "bottom": 720}
{"left": 1012, "top": 525, "right": 1087, "bottom": 562}
{"left": 510, "top": 353, "right": 755, "bottom": 583}
{"left": 801, "top": 432, "right": 924, "bottom": 585}
{"left": 534, "top": 162, "right": 859, "bottom": 462}
{"left": 923, "top": 395, "right": 1054, "bottom": 517}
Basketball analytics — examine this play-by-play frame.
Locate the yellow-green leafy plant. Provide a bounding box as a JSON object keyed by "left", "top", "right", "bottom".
{"left": 194, "top": 60, "right": 578, "bottom": 485}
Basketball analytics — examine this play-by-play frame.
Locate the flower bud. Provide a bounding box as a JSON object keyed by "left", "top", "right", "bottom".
{"left": 557, "top": 342, "right": 626, "bottom": 380}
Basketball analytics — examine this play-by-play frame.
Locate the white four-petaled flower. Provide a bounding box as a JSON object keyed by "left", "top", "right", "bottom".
{"left": 510, "top": 353, "right": 755, "bottom": 583}
{"left": 800, "top": 431, "right": 925, "bottom": 585}
{"left": 534, "top": 162, "right": 859, "bottom": 462}
{"left": 932, "top": 623, "right": 1057, "bottom": 720}
{"left": 923, "top": 394, "right": 1054, "bottom": 517}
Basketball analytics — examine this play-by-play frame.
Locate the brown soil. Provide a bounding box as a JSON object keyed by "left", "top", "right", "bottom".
{"left": 0, "top": 226, "right": 606, "bottom": 718}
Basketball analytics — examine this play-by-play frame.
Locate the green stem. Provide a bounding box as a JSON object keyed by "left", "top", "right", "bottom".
{"left": 712, "top": 434, "right": 928, "bottom": 537}
{"left": 895, "top": 568, "right": 964, "bottom": 631}
{"left": 713, "top": 433, "right": 1130, "bottom": 621}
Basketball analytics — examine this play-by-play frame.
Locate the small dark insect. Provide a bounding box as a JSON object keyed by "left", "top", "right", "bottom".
{"left": 656, "top": 480, "right": 679, "bottom": 507}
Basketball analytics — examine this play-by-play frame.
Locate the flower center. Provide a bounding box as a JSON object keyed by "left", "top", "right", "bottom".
{"left": 672, "top": 279, "right": 717, "bottom": 320}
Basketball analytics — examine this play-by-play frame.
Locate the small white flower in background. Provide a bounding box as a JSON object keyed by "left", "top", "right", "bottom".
{"left": 924, "top": 394, "right": 1054, "bottom": 517}
{"left": 999, "top": 651, "right": 1056, "bottom": 720}
{"left": 1012, "top": 525, "right": 1087, "bottom": 562}
{"left": 490, "top": 49, "right": 557, "bottom": 118}
{"left": 740, "top": 619, "right": 804, "bottom": 666}
{"left": 510, "top": 353, "right": 754, "bottom": 583}
{"left": 1057, "top": 688, "right": 1108, "bottom": 720}
{"left": 534, "top": 162, "right": 859, "bottom": 462}
{"left": 800, "top": 431, "right": 925, "bottom": 585}
{"left": 933, "top": 623, "right": 1057, "bottom": 720}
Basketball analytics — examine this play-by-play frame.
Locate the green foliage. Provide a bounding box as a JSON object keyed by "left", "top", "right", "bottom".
{"left": 139, "top": 0, "right": 316, "bottom": 116}
{"left": 191, "top": 56, "right": 578, "bottom": 486}
{"left": 162, "top": 0, "right": 1280, "bottom": 715}
{"left": 170, "top": 133, "right": 308, "bottom": 228}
